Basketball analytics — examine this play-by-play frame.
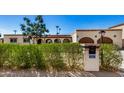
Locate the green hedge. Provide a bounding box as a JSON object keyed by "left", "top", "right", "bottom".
{"left": 0, "top": 43, "right": 83, "bottom": 71}
{"left": 100, "top": 44, "right": 123, "bottom": 71}
{"left": 0, "top": 43, "right": 122, "bottom": 72}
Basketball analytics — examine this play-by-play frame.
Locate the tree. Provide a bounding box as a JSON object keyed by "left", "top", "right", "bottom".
{"left": 13, "top": 30, "right": 17, "bottom": 34}
{"left": 20, "top": 15, "right": 49, "bottom": 44}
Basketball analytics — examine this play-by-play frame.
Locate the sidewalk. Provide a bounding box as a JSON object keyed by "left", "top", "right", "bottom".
{"left": 0, "top": 69, "right": 122, "bottom": 77}
{"left": 90, "top": 71, "right": 121, "bottom": 77}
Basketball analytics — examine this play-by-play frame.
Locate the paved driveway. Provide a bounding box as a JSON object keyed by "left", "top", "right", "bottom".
{"left": 0, "top": 70, "right": 122, "bottom": 77}
{"left": 90, "top": 71, "right": 121, "bottom": 77}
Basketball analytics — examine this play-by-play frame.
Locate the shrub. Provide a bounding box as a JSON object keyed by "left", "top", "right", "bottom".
{"left": 40, "top": 44, "right": 65, "bottom": 72}
{"left": 100, "top": 44, "right": 123, "bottom": 71}
{"left": 60, "top": 43, "right": 83, "bottom": 71}
{"left": 39, "top": 43, "right": 83, "bottom": 71}
{"left": 0, "top": 43, "right": 83, "bottom": 71}
{"left": 0, "top": 44, "right": 18, "bottom": 69}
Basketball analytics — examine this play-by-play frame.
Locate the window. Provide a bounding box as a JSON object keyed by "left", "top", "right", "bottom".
{"left": 23, "top": 38, "right": 29, "bottom": 43}
{"left": 10, "top": 38, "right": 17, "bottom": 43}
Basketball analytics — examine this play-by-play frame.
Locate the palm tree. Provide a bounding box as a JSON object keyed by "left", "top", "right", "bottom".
{"left": 56, "top": 26, "right": 61, "bottom": 43}
{"left": 13, "top": 30, "right": 17, "bottom": 34}
{"left": 56, "top": 26, "right": 59, "bottom": 35}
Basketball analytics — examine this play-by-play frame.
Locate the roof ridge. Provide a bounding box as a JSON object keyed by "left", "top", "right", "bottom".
{"left": 109, "top": 23, "right": 124, "bottom": 28}
{"left": 76, "top": 29, "right": 122, "bottom": 31}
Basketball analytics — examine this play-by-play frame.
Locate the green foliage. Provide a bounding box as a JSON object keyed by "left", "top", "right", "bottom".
{"left": 20, "top": 15, "right": 49, "bottom": 44}
{"left": 100, "top": 44, "right": 123, "bottom": 71}
{"left": 60, "top": 43, "right": 83, "bottom": 70}
{"left": 0, "top": 43, "right": 83, "bottom": 71}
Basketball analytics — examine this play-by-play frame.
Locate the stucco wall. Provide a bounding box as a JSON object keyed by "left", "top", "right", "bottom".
{"left": 74, "top": 30, "right": 122, "bottom": 48}
{"left": 110, "top": 26, "right": 124, "bottom": 39}
{"left": 4, "top": 35, "right": 29, "bottom": 44}
{"left": 71, "top": 32, "right": 77, "bottom": 42}
{"left": 4, "top": 35, "right": 72, "bottom": 44}
{"left": 120, "top": 50, "right": 124, "bottom": 69}
{"left": 84, "top": 48, "right": 99, "bottom": 71}
{"left": 4, "top": 35, "right": 22, "bottom": 44}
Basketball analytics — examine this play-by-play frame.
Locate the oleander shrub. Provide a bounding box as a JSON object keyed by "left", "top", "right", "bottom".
{"left": 100, "top": 44, "right": 123, "bottom": 71}
{"left": 0, "top": 43, "right": 83, "bottom": 71}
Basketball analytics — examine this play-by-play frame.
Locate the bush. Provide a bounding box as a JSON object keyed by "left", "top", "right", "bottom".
{"left": 60, "top": 43, "right": 83, "bottom": 70}
{"left": 0, "top": 43, "right": 83, "bottom": 71}
{"left": 100, "top": 44, "right": 123, "bottom": 71}
{"left": 40, "top": 44, "right": 66, "bottom": 72}
{"left": 39, "top": 43, "right": 83, "bottom": 71}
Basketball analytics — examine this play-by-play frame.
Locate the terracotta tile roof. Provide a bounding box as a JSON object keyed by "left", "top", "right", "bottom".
{"left": 4, "top": 34, "right": 23, "bottom": 36}
{"left": 4, "top": 34, "right": 72, "bottom": 38}
{"left": 46, "top": 35, "right": 71, "bottom": 38}
{"left": 109, "top": 23, "right": 124, "bottom": 29}
{"left": 76, "top": 29, "right": 122, "bottom": 31}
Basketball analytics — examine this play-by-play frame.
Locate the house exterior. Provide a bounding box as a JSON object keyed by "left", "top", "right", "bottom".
{"left": 72, "top": 29, "right": 122, "bottom": 48}
{"left": 3, "top": 23, "right": 124, "bottom": 48}
{"left": 4, "top": 34, "right": 72, "bottom": 44}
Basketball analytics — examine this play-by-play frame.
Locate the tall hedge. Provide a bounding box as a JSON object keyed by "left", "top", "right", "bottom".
{"left": 0, "top": 43, "right": 83, "bottom": 71}
{"left": 100, "top": 44, "right": 123, "bottom": 71}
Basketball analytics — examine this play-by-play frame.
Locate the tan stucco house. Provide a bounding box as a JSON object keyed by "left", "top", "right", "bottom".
{"left": 4, "top": 34, "right": 72, "bottom": 44}
{"left": 3, "top": 23, "right": 124, "bottom": 48}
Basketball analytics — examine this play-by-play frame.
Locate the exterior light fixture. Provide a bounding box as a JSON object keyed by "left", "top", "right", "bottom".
{"left": 99, "top": 30, "right": 106, "bottom": 66}
{"left": 99, "top": 30, "right": 106, "bottom": 43}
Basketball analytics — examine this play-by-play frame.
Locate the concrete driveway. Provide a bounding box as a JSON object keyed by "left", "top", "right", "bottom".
{"left": 89, "top": 71, "right": 121, "bottom": 77}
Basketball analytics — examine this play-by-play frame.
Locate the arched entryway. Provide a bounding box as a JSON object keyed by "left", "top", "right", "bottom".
{"left": 97, "top": 37, "right": 113, "bottom": 44}
{"left": 54, "top": 39, "right": 61, "bottom": 43}
{"left": 46, "top": 39, "right": 52, "bottom": 43}
{"left": 79, "top": 37, "right": 94, "bottom": 44}
{"left": 63, "top": 39, "right": 70, "bottom": 43}
{"left": 37, "top": 39, "right": 43, "bottom": 44}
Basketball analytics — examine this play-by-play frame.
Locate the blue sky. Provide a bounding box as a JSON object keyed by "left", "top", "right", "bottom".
{"left": 1, "top": 15, "right": 124, "bottom": 37}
